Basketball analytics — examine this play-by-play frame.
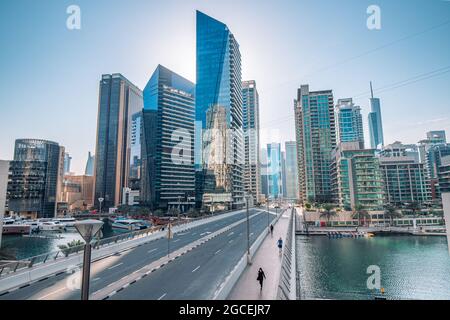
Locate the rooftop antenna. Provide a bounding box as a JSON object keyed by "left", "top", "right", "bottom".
{"left": 370, "top": 81, "right": 374, "bottom": 99}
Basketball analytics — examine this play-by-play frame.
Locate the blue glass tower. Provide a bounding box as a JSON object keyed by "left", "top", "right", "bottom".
{"left": 267, "top": 143, "right": 283, "bottom": 199}
{"left": 336, "top": 98, "right": 364, "bottom": 146}
{"left": 195, "top": 11, "right": 244, "bottom": 209}
{"left": 368, "top": 82, "right": 384, "bottom": 150}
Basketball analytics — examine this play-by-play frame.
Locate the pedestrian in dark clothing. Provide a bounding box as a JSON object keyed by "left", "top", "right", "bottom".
{"left": 257, "top": 268, "right": 266, "bottom": 290}
{"left": 270, "top": 224, "right": 274, "bottom": 236}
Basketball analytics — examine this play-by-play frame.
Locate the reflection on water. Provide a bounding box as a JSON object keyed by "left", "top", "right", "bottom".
{"left": 1, "top": 222, "right": 128, "bottom": 260}
{"left": 296, "top": 235, "right": 450, "bottom": 300}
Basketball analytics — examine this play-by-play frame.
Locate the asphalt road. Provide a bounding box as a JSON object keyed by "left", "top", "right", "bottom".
{"left": 109, "top": 208, "right": 277, "bottom": 300}
{"left": 0, "top": 208, "right": 274, "bottom": 300}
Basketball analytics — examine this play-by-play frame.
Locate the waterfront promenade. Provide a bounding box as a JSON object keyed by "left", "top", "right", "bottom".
{"left": 228, "top": 209, "right": 291, "bottom": 300}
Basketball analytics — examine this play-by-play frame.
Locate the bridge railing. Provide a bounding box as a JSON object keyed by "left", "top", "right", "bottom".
{"left": 276, "top": 207, "right": 297, "bottom": 300}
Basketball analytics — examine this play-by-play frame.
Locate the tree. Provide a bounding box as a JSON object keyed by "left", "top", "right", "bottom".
{"left": 58, "top": 240, "right": 84, "bottom": 257}
{"left": 406, "top": 201, "right": 422, "bottom": 218}
{"left": 352, "top": 204, "right": 371, "bottom": 227}
{"left": 305, "top": 203, "right": 312, "bottom": 211}
{"left": 320, "top": 203, "right": 337, "bottom": 225}
{"left": 384, "top": 204, "right": 402, "bottom": 225}
{"left": 154, "top": 209, "right": 164, "bottom": 217}
{"left": 167, "top": 207, "right": 181, "bottom": 217}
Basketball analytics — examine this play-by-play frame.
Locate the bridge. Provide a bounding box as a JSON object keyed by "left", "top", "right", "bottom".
{"left": 0, "top": 207, "right": 297, "bottom": 300}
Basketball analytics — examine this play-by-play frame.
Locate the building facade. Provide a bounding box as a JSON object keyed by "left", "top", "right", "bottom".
{"left": 379, "top": 142, "right": 431, "bottom": 206}
{"left": 85, "top": 152, "right": 94, "bottom": 176}
{"left": 63, "top": 153, "right": 72, "bottom": 174}
{"left": 0, "top": 160, "right": 10, "bottom": 247}
{"left": 438, "top": 156, "right": 450, "bottom": 194}
{"left": 284, "top": 141, "right": 299, "bottom": 201}
{"left": 267, "top": 143, "right": 283, "bottom": 199}
{"left": 93, "top": 74, "right": 143, "bottom": 210}
{"left": 336, "top": 98, "right": 364, "bottom": 146}
{"left": 294, "top": 84, "right": 336, "bottom": 204}
{"left": 331, "top": 142, "right": 384, "bottom": 211}
{"left": 140, "top": 65, "right": 195, "bottom": 211}
{"left": 7, "top": 139, "right": 64, "bottom": 219}
{"left": 242, "top": 80, "right": 261, "bottom": 203}
{"left": 195, "top": 11, "right": 244, "bottom": 209}
{"left": 368, "top": 82, "right": 384, "bottom": 150}
{"left": 61, "top": 174, "right": 94, "bottom": 211}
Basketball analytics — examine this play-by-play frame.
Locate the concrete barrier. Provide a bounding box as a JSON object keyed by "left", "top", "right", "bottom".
{"left": 276, "top": 208, "right": 296, "bottom": 300}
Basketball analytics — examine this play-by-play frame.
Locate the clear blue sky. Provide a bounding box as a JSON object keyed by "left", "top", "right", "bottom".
{"left": 1, "top": 0, "right": 449, "bottom": 174}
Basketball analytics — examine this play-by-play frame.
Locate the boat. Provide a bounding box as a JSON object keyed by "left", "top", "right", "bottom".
{"left": 38, "top": 220, "right": 66, "bottom": 232}
{"left": 21, "top": 220, "right": 41, "bottom": 232}
{"left": 1, "top": 218, "right": 31, "bottom": 235}
{"left": 54, "top": 217, "right": 77, "bottom": 228}
{"left": 112, "top": 219, "right": 149, "bottom": 231}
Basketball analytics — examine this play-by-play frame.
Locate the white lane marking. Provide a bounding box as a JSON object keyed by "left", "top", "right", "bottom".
{"left": 108, "top": 263, "right": 123, "bottom": 270}
{"left": 192, "top": 266, "right": 201, "bottom": 273}
{"left": 229, "top": 239, "right": 233, "bottom": 243}
{"left": 173, "top": 239, "right": 180, "bottom": 243}
{"left": 250, "top": 232, "right": 254, "bottom": 237}
{"left": 92, "top": 277, "right": 101, "bottom": 282}
{"left": 228, "top": 232, "right": 234, "bottom": 237}
{"left": 38, "top": 287, "right": 66, "bottom": 300}
{"left": 215, "top": 249, "right": 222, "bottom": 255}
{"left": 158, "top": 293, "right": 167, "bottom": 300}
{"left": 148, "top": 248, "right": 157, "bottom": 253}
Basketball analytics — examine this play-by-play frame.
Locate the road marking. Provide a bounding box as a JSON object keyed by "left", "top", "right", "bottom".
{"left": 38, "top": 287, "right": 66, "bottom": 300}
{"left": 158, "top": 293, "right": 167, "bottom": 300}
{"left": 108, "top": 263, "right": 123, "bottom": 270}
{"left": 228, "top": 232, "right": 234, "bottom": 237}
{"left": 173, "top": 239, "right": 180, "bottom": 243}
{"left": 192, "top": 266, "right": 201, "bottom": 273}
{"left": 229, "top": 239, "right": 233, "bottom": 243}
{"left": 215, "top": 249, "right": 221, "bottom": 255}
{"left": 92, "top": 277, "right": 101, "bottom": 282}
{"left": 148, "top": 248, "right": 157, "bottom": 253}
{"left": 250, "top": 232, "right": 254, "bottom": 237}
{"left": 192, "top": 233, "right": 197, "bottom": 235}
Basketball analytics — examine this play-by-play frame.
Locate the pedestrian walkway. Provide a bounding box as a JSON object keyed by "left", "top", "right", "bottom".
{"left": 227, "top": 209, "right": 291, "bottom": 300}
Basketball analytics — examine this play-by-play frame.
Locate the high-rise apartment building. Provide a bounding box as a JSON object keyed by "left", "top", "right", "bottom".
{"left": 7, "top": 139, "right": 64, "bottom": 219}
{"left": 368, "top": 82, "right": 384, "bottom": 150}
{"left": 140, "top": 65, "right": 195, "bottom": 211}
{"left": 284, "top": 141, "right": 299, "bottom": 201}
{"left": 195, "top": 11, "right": 244, "bottom": 209}
{"left": 336, "top": 98, "right": 364, "bottom": 146}
{"left": 93, "top": 74, "right": 143, "bottom": 210}
{"left": 242, "top": 80, "right": 261, "bottom": 202}
{"left": 63, "top": 153, "right": 72, "bottom": 174}
{"left": 267, "top": 143, "right": 283, "bottom": 199}
{"left": 295, "top": 85, "right": 336, "bottom": 204}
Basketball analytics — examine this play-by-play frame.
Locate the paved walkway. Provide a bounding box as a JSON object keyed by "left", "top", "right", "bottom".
{"left": 228, "top": 209, "right": 291, "bottom": 300}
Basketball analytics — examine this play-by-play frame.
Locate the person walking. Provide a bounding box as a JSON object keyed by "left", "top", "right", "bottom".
{"left": 277, "top": 237, "right": 283, "bottom": 255}
{"left": 257, "top": 268, "right": 266, "bottom": 291}
{"left": 270, "top": 224, "right": 274, "bottom": 237}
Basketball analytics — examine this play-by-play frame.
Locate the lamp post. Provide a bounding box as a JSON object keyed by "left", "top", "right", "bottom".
{"left": 74, "top": 219, "right": 104, "bottom": 300}
{"left": 266, "top": 197, "right": 270, "bottom": 233}
{"left": 245, "top": 195, "right": 251, "bottom": 265}
{"left": 98, "top": 197, "right": 104, "bottom": 214}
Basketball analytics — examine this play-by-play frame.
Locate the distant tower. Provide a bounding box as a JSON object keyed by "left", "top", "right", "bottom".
{"left": 63, "top": 152, "right": 72, "bottom": 174}
{"left": 85, "top": 151, "right": 94, "bottom": 176}
{"left": 368, "top": 82, "right": 384, "bottom": 149}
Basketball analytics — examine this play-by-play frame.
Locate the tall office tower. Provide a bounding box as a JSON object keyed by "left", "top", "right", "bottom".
{"left": 140, "top": 65, "right": 195, "bottom": 211}
{"left": 129, "top": 111, "right": 142, "bottom": 191}
{"left": 426, "top": 143, "right": 450, "bottom": 201}
{"left": 294, "top": 85, "right": 336, "bottom": 204}
{"left": 427, "top": 131, "right": 446, "bottom": 144}
{"left": 93, "top": 74, "right": 143, "bottom": 210}
{"left": 260, "top": 148, "right": 269, "bottom": 198}
{"left": 267, "top": 143, "right": 283, "bottom": 199}
{"left": 63, "top": 153, "right": 72, "bottom": 174}
{"left": 195, "top": 11, "right": 244, "bottom": 209}
{"left": 331, "top": 141, "right": 384, "bottom": 211}
{"left": 284, "top": 141, "right": 299, "bottom": 201}
{"left": 281, "top": 151, "right": 287, "bottom": 198}
{"left": 379, "top": 142, "right": 431, "bottom": 206}
{"left": 336, "top": 98, "right": 364, "bottom": 146}
{"left": 242, "top": 80, "right": 261, "bottom": 202}
{"left": 7, "top": 139, "right": 64, "bottom": 219}
{"left": 368, "top": 82, "right": 384, "bottom": 150}
{"left": 85, "top": 151, "right": 95, "bottom": 176}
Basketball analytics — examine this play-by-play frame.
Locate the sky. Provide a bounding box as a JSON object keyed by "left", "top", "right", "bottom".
{"left": 0, "top": 0, "right": 449, "bottom": 174}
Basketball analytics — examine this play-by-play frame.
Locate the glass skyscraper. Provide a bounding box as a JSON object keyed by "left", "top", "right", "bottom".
{"left": 284, "top": 141, "right": 299, "bottom": 201}
{"left": 93, "top": 74, "right": 143, "bottom": 210}
{"left": 84, "top": 151, "right": 94, "bottom": 176}
{"left": 295, "top": 85, "right": 336, "bottom": 204}
{"left": 368, "top": 82, "right": 384, "bottom": 150}
{"left": 140, "top": 65, "right": 195, "bottom": 211}
{"left": 242, "top": 80, "right": 261, "bottom": 202}
{"left": 267, "top": 143, "right": 283, "bottom": 199}
{"left": 195, "top": 11, "right": 244, "bottom": 209}
{"left": 7, "top": 139, "right": 65, "bottom": 219}
{"left": 336, "top": 98, "right": 364, "bottom": 146}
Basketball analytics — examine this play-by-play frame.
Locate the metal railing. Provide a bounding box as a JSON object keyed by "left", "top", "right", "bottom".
{"left": 276, "top": 208, "right": 297, "bottom": 300}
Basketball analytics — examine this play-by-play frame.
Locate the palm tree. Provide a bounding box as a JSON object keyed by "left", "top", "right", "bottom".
{"left": 320, "top": 203, "right": 337, "bottom": 225}
{"left": 352, "top": 204, "right": 371, "bottom": 227}
{"left": 384, "top": 204, "right": 402, "bottom": 226}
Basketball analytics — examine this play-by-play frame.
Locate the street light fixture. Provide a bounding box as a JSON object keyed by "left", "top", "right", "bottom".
{"left": 98, "top": 197, "right": 104, "bottom": 214}
{"left": 74, "top": 219, "right": 104, "bottom": 300}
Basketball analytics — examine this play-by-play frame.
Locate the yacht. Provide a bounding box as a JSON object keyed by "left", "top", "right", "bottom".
{"left": 1, "top": 218, "right": 31, "bottom": 235}
{"left": 38, "top": 220, "right": 66, "bottom": 232}
{"left": 54, "top": 217, "right": 77, "bottom": 228}
{"left": 112, "top": 219, "right": 149, "bottom": 231}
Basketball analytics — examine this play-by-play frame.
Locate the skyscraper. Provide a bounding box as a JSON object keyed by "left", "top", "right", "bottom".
{"left": 7, "top": 139, "right": 64, "bottom": 219}
{"left": 281, "top": 151, "right": 287, "bottom": 199}
{"left": 368, "top": 82, "right": 384, "bottom": 150}
{"left": 242, "top": 80, "right": 261, "bottom": 202}
{"left": 260, "top": 147, "right": 269, "bottom": 198}
{"left": 295, "top": 85, "right": 336, "bottom": 204}
{"left": 284, "top": 141, "right": 299, "bottom": 201}
{"left": 85, "top": 151, "right": 94, "bottom": 176}
{"left": 140, "top": 65, "right": 195, "bottom": 211}
{"left": 336, "top": 98, "right": 364, "bottom": 146}
{"left": 195, "top": 11, "right": 244, "bottom": 209}
{"left": 63, "top": 152, "right": 72, "bottom": 174}
{"left": 267, "top": 143, "right": 283, "bottom": 199}
{"left": 93, "top": 74, "right": 143, "bottom": 210}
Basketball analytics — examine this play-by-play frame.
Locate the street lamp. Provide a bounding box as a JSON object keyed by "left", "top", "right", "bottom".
{"left": 98, "top": 197, "right": 104, "bottom": 214}
{"left": 74, "top": 219, "right": 104, "bottom": 300}
{"left": 245, "top": 195, "right": 251, "bottom": 265}
{"left": 266, "top": 196, "right": 270, "bottom": 233}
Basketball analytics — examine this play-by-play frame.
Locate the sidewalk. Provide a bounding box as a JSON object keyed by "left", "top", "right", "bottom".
{"left": 227, "top": 209, "right": 291, "bottom": 300}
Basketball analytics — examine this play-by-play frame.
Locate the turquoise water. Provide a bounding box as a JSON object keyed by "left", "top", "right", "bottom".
{"left": 296, "top": 235, "right": 450, "bottom": 300}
